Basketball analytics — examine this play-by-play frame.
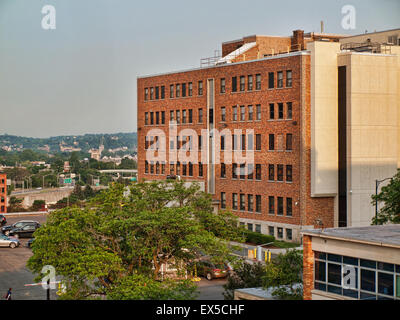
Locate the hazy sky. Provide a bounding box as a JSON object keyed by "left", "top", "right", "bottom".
{"left": 0, "top": 0, "right": 399, "bottom": 138}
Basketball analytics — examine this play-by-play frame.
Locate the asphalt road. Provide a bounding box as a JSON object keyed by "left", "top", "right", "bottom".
{"left": 0, "top": 213, "right": 57, "bottom": 300}
{"left": 196, "top": 278, "right": 228, "bottom": 300}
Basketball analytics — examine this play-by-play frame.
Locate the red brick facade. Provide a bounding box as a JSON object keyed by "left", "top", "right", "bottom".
{"left": 302, "top": 234, "right": 314, "bottom": 300}
{"left": 137, "top": 36, "right": 336, "bottom": 242}
{"left": 0, "top": 173, "right": 7, "bottom": 214}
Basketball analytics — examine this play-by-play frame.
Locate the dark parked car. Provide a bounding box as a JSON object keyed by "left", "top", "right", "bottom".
{"left": 0, "top": 215, "right": 6, "bottom": 227}
{"left": 27, "top": 238, "right": 35, "bottom": 248}
{"left": 1, "top": 220, "right": 41, "bottom": 238}
{"left": 190, "top": 259, "right": 231, "bottom": 281}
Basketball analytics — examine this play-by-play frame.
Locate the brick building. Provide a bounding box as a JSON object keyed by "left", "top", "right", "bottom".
{"left": 137, "top": 28, "right": 400, "bottom": 242}
{"left": 0, "top": 173, "right": 7, "bottom": 214}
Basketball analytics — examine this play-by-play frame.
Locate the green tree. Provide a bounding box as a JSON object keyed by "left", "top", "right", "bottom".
{"left": 223, "top": 259, "right": 267, "bottom": 300}
{"left": 372, "top": 170, "right": 400, "bottom": 224}
{"left": 262, "top": 249, "right": 303, "bottom": 300}
{"left": 27, "top": 181, "right": 241, "bottom": 300}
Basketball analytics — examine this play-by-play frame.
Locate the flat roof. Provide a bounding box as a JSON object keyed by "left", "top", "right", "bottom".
{"left": 342, "top": 28, "right": 400, "bottom": 39}
{"left": 137, "top": 50, "right": 309, "bottom": 79}
{"left": 302, "top": 225, "right": 400, "bottom": 248}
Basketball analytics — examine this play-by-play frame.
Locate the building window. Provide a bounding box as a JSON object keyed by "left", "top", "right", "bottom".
{"left": 240, "top": 76, "right": 245, "bottom": 91}
{"left": 145, "top": 112, "right": 149, "bottom": 125}
{"left": 155, "top": 86, "right": 159, "bottom": 99}
{"left": 248, "top": 75, "right": 253, "bottom": 91}
{"left": 221, "top": 107, "right": 226, "bottom": 122}
{"left": 269, "top": 134, "right": 274, "bottom": 150}
{"left": 248, "top": 105, "right": 253, "bottom": 121}
{"left": 255, "top": 164, "right": 262, "bottom": 181}
{"left": 286, "top": 134, "right": 293, "bottom": 151}
{"left": 248, "top": 195, "right": 254, "bottom": 212}
{"left": 182, "top": 110, "right": 187, "bottom": 124}
{"left": 269, "top": 103, "right": 274, "bottom": 119}
{"left": 268, "top": 196, "right": 274, "bottom": 214}
{"left": 268, "top": 226, "right": 274, "bottom": 236}
{"left": 199, "top": 162, "right": 203, "bottom": 177}
{"left": 188, "top": 109, "right": 193, "bottom": 123}
{"left": 286, "top": 229, "right": 292, "bottom": 240}
{"left": 287, "top": 102, "right": 293, "bottom": 120}
{"left": 155, "top": 112, "right": 160, "bottom": 125}
{"left": 150, "top": 87, "right": 154, "bottom": 100}
{"left": 150, "top": 112, "right": 154, "bottom": 125}
{"left": 188, "top": 82, "right": 193, "bottom": 96}
{"left": 221, "top": 163, "right": 226, "bottom": 178}
{"left": 277, "top": 227, "right": 283, "bottom": 239}
{"left": 198, "top": 81, "right": 203, "bottom": 95}
{"left": 182, "top": 162, "right": 187, "bottom": 176}
{"left": 232, "top": 193, "right": 238, "bottom": 210}
{"left": 170, "top": 110, "right": 174, "bottom": 123}
{"left": 248, "top": 223, "right": 253, "bottom": 232}
{"left": 255, "top": 134, "right": 261, "bottom": 151}
{"left": 277, "top": 164, "right": 284, "bottom": 181}
{"left": 268, "top": 164, "right": 274, "bottom": 181}
{"left": 232, "top": 163, "right": 238, "bottom": 179}
{"left": 240, "top": 163, "right": 246, "bottom": 180}
{"left": 286, "top": 165, "right": 293, "bottom": 182}
{"left": 145, "top": 161, "right": 149, "bottom": 173}
{"left": 221, "top": 192, "right": 226, "bottom": 209}
{"left": 255, "top": 224, "right": 261, "bottom": 233}
{"left": 278, "top": 103, "right": 284, "bottom": 119}
{"left": 240, "top": 106, "right": 245, "bottom": 121}
{"left": 161, "top": 86, "right": 165, "bottom": 99}
{"left": 255, "top": 195, "right": 261, "bottom": 213}
{"left": 286, "top": 70, "right": 292, "bottom": 87}
{"left": 176, "top": 110, "right": 180, "bottom": 124}
{"left": 240, "top": 194, "right": 245, "bottom": 211}
{"left": 277, "top": 197, "right": 284, "bottom": 215}
{"left": 170, "top": 85, "right": 174, "bottom": 98}
{"left": 176, "top": 84, "right": 181, "bottom": 98}
{"left": 161, "top": 111, "right": 165, "bottom": 124}
{"left": 256, "top": 104, "right": 261, "bottom": 120}
{"left": 182, "top": 83, "right": 186, "bottom": 97}
{"left": 232, "top": 106, "right": 238, "bottom": 121}
{"left": 277, "top": 71, "right": 283, "bottom": 88}
{"left": 188, "top": 162, "right": 193, "bottom": 176}
{"left": 248, "top": 133, "right": 253, "bottom": 151}
{"left": 287, "top": 198, "right": 292, "bottom": 216}
{"left": 232, "top": 77, "right": 237, "bottom": 92}
{"left": 220, "top": 135, "right": 225, "bottom": 150}
{"left": 169, "top": 163, "right": 175, "bottom": 175}
{"left": 198, "top": 108, "right": 203, "bottom": 123}
{"left": 145, "top": 88, "right": 149, "bottom": 101}
{"left": 256, "top": 74, "right": 261, "bottom": 90}
{"left": 156, "top": 162, "right": 160, "bottom": 174}
{"left": 247, "top": 164, "right": 254, "bottom": 180}
{"left": 268, "top": 72, "right": 274, "bottom": 89}
{"left": 220, "top": 78, "right": 226, "bottom": 93}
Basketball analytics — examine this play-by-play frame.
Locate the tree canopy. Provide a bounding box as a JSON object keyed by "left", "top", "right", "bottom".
{"left": 372, "top": 170, "right": 400, "bottom": 224}
{"left": 27, "top": 180, "right": 242, "bottom": 300}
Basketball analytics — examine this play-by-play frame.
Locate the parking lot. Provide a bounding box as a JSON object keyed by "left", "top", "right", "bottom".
{"left": 0, "top": 213, "right": 58, "bottom": 300}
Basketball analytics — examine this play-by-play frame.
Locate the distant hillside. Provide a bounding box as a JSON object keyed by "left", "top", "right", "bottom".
{"left": 0, "top": 132, "right": 137, "bottom": 154}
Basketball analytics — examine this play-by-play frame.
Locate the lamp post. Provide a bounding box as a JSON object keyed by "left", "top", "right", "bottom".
{"left": 375, "top": 177, "right": 392, "bottom": 224}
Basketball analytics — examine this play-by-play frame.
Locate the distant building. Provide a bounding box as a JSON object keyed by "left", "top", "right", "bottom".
{"left": 63, "top": 161, "right": 71, "bottom": 172}
{"left": 0, "top": 173, "right": 7, "bottom": 214}
{"left": 302, "top": 225, "right": 400, "bottom": 300}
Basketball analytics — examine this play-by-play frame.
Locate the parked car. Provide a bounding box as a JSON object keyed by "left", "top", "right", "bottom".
{"left": 190, "top": 259, "right": 231, "bottom": 280}
{"left": 0, "top": 215, "right": 6, "bottom": 227}
{"left": 27, "top": 238, "right": 35, "bottom": 248}
{"left": 0, "top": 234, "right": 20, "bottom": 248}
{"left": 1, "top": 220, "right": 41, "bottom": 238}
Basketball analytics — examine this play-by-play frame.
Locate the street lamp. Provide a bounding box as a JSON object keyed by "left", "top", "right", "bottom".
{"left": 375, "top": 177, "right": 392, "bottom": 224}
{"left": 42, "top": 174, "right": 54, "bottom": 189}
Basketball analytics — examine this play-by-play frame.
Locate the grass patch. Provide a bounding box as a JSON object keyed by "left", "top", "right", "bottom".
{"left": 272, "top": 241, "right": 300, "bottom": 249}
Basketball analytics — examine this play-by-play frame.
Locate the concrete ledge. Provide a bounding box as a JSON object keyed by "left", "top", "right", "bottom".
{"left": 2, "top": 211, "right": 49, "bottom": 217}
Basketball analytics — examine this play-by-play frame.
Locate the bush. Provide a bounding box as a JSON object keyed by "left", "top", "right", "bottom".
{"left": 244, "top": 230, "right": 274, "bottom": 245}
